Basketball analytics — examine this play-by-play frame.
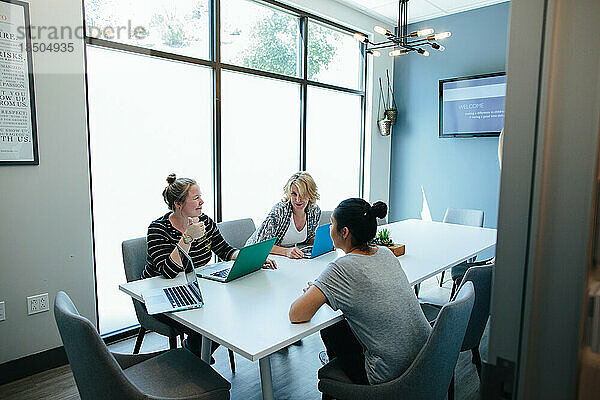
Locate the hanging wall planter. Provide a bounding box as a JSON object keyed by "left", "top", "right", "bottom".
{"left": 377, "top": 72, "right": 396, "bottom": 136}
{"left": 378, "top": 116, "right": 392, "bottom": 136}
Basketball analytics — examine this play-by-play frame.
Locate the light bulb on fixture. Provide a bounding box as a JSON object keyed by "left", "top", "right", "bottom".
{"left": 372, "top": 50, "right": 381, "bottom": 57}
{"left": 374, "top": 26, "right": 391, "bottom": 36}
{"left": 417, "top": 48, "right": 429, "bottom": 56}
{"left": 431, "top": 43, "right": 445, "bottom": 51}
{"left": 389, "top": 48, "right": 408, "bottom": 56}
{"left": 414, "top": 28, "right": 434, "bottom": 37}
{"left": 353, "top": 33, "right": 367, "bottom": 43}
{"left": 434, "top": 32, "right": 451, "bottom": 40}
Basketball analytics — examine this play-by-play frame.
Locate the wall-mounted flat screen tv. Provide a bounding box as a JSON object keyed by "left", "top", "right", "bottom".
{"left": 439, "top": 72, "right": 506, "bottom": 138}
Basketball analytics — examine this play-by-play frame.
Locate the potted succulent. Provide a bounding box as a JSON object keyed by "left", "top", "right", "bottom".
{"left": 372, "top": 228, "right": 405, "bottom": 257}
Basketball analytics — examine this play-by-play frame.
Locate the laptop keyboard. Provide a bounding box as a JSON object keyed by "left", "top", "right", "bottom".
{"left": 211, "top": 267, "right": 231, "bottom": 279}
{"left": 164, "top": 285, "right": 198, "bottom": 308}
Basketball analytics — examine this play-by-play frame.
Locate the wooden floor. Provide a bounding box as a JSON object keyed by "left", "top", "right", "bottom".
{"left": 0, "top": 276, "right": 483, "bottom": 400}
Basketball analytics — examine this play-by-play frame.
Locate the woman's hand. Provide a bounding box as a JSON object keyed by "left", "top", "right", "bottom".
{"left": 185, "top": 217, "right": 206, "bottom": 239}
{"left": 286, "top": 246, "right": 304, "bottom": 259}
{"left": 262, "top": 258, "right": 278, "bottom": 269}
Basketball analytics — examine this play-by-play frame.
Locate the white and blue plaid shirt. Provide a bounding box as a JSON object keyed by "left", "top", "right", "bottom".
{"left": 246, "top": 201, "right": 321, "bottom": 247}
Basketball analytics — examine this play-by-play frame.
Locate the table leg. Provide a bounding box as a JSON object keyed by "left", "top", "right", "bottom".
{"left": 259, "top": 356, "right": 275, "bottom": 400}
{"left": 201, "top": 336, "right": 212, "bottom": 364}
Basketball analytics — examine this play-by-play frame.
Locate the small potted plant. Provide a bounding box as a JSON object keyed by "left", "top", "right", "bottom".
{"left": 372, "top": 228, "right": 405, "bottom": 257}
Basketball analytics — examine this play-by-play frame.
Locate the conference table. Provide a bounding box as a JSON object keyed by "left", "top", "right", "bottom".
{"left": 119, "top": 219, "right": 496, "bottom": 400}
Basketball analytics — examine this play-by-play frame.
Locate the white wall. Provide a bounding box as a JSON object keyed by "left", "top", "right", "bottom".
{"left": 0, "top": 0, "right": 95, "bottom": 364}
{"left": 0, "top": 0, "right": 392, "bottom": 364}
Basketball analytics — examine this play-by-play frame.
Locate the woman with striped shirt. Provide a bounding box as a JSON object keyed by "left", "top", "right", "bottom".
{"left": 141, "top": 174, "right": 276, "bottom": 358}
{"left": 142, "top": 174, "right": 276, "bottom": 279}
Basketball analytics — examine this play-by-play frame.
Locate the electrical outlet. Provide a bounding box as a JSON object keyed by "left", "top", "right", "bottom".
{"left": 39, "top": 293, "right": 48, "bottom": 312}
{"left": 27, "top": 293, "right": 49, "bottom": 315}
{"left": 0, "top": 301, "right": 5, "bottom": 321}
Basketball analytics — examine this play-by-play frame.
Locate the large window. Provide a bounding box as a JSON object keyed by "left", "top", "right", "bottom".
{"left": 306, "top": 87, "right": 362, "bottom": 210}
{"left": 221, "top": 71, "right": 300, "bottom": 224}
{"left": 85, "top": 0, "right": 365, "bottom": 335}
{"left": 87, "top": 47, "right": 213, "bottom": 334}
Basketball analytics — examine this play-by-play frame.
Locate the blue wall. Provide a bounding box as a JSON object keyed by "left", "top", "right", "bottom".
{"left": 390, "top": 2, "right": 510, "bottom": 231}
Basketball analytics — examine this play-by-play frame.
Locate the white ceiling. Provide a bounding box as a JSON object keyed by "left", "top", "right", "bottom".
{"left": 333, "top": 0, "right": 509, "bottom": 25}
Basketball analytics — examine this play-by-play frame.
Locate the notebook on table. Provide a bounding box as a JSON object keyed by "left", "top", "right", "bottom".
{"left": 142, "top": 244, "right": 204, "bottom": 315}
{"left": 299, "top": 223, "right": 335, "bottom": 259}
{"left": 197, "top": 237, "right": 276, "bottom": 283}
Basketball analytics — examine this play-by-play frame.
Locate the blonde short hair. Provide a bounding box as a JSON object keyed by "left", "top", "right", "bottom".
{"left": 282, "top": 172, "right": 320, "bottom": 210}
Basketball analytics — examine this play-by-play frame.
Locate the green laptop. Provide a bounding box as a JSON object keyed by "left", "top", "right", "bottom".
{"left": 196, "top": 237, "right": 276, "bottom": 283}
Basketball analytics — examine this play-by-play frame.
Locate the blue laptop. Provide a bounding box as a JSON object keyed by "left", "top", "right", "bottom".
{"left": 299, "top": 223, "right": 335, "bottom": 258}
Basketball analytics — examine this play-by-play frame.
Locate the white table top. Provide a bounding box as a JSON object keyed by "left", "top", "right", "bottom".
{"left": 385, "top": 219, "right": 497, "bottom": 285}
{"left": 119, "top": 218, "right": 496, "bottom": 362}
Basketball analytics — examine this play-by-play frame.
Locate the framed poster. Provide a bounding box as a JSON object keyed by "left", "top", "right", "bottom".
{"left": 0, "top": 0, "right": 38, "bottom": 165}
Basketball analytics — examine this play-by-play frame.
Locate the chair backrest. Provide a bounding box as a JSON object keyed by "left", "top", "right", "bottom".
{"left": 54, "top": 291, "right": 143, "bottom": 400}
{"left": 443, "top": 208, "right": 484, "bottom": 228}
{"left": 456, "top": 265, "right": 494, "bottom": 351}
{"left": 319, "top": 210, "right": 333, "bottom": 226}
{"left": 122, "top": 237, "right": 148, "bottom": 283}
{"left": 217, "top": 218, "right": 256, "bottom": 249}
{"left": 389, "top": 282, "right": 475, "bottom": 399}
{"left": 122, "top": 237, "right": 156, "bottom": 327}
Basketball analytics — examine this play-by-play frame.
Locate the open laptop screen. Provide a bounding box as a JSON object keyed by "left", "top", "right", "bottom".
{"left": 176, "top": 244, "right": 200, "bottom": 290}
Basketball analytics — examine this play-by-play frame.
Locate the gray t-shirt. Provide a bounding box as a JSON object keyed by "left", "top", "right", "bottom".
{"left": 314, "top": 246, "right": 431, "bottom": 385}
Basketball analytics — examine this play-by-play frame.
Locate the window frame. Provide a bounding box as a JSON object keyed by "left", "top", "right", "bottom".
{"left": 83, "top": 0, "right": 367, "bottom": 336}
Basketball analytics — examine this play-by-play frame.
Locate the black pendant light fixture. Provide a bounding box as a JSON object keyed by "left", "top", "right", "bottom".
{"left": 354, "top": 0, "right": 451, "bottom": 57}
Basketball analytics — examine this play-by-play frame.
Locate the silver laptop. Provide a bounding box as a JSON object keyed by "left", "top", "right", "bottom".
{"left": 142, "top": 244, "right": 204, "bottom": 315}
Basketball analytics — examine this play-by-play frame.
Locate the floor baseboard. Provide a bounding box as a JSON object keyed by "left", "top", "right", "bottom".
{"left": 0, "top": 346, "right": 68, "bottom": 386}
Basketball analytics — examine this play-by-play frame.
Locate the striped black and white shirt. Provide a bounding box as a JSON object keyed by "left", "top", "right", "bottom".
{"left": 141, "top": 213, "right": 237, "bottom": 279}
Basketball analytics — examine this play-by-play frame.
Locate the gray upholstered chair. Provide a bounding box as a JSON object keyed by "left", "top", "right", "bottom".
{"left": 123, "top": 237, "right": 236, "bottom": 373}
{"left": 422, "top": 264, "right": 494, "bottom": 379}
{"left": 122, "top": 237, "right": 183, "bottom": 354}
{"left": 440, "top": 208, "right": 485, "bottom": 294}
{"left": 318, "top": 282, "right": 475, "bottom": 400}
{"left": 54, "top": 291, "right": 231, "bottom": 400}
{"left": 216, "top": 218, "right": 256, "bottom": 249}
{"left": 319, "top": 210, "right": 333, "bottom": 226}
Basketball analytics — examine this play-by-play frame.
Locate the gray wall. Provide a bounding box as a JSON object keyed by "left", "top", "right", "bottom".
{"left": 389, "top": 3, "right": 510, "bottom": 235}
{"left": 0, "top": 0, "right": 95, "bottom": 364}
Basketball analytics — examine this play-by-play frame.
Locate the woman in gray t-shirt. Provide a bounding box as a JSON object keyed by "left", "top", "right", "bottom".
{"left": 289, "top": 198, "right": 431, "bottom": 385}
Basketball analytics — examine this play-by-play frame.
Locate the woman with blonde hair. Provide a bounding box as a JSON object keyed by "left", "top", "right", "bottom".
{"left": 246, "top": 171, "right": 321, "bottom": 258}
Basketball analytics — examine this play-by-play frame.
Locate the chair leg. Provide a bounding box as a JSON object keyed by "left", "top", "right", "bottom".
{"left": 133, "top": 327, "right": 145, "bottom": 354}
{"left": 439, "top": 271, "right": 445, "bottom": 287}
{"left": 472, "top": 347, "right": 482, "bottom": 379}
{"left": 169, "top": 336, "right": 178, "bottom": 350}
{"left": 448, "top": 373, "right": 455, "bottom": 400}
{"left": 414, "top": 283, "right": 420, "bottom": 297}
{"left": 228, "top": 349, "right": 236, "bottom": 373}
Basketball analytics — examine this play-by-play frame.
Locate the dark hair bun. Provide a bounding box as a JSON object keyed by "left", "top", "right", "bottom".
{"left": 166, "top": 173, "right": 177, "bottom": 185}
{"left": 371, "top": 201, "right": 388, "bottom": 219}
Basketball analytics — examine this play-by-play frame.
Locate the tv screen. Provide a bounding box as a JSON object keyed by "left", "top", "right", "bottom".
{"left": 439, "top": 72, "right": 506, "bottom": 138}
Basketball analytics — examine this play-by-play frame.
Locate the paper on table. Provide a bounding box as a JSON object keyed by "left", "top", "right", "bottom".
{"left": 420, "top": 186, "right": 432, "bottom": 222}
